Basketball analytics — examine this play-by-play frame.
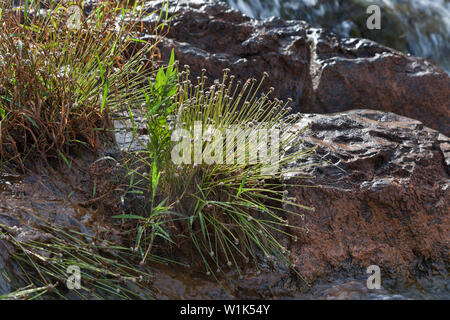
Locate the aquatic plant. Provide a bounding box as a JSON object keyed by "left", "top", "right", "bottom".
{"left": 0, "top": 0, "right": 166, "bottom": 170}
{"left": 121, "top": 66, "right": 316, "bottom": 279}
{"left": 0, "top": 0, "right": 172, "bottom": 300}
{"left": 0, "top": 1, "right": 316, "bottom": 299}
{"left": 0, "top": 219, "right": 160, "bottom": 299}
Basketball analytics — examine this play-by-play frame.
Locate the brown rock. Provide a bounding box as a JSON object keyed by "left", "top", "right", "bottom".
{"left": 284, "top": 109, "right": 449, "bottom": 284}
{"left": 302, "top": 33, "right": 450, "bottom": 136}
{"left": 144, "top": 0, "right": 450, "bottom": 135}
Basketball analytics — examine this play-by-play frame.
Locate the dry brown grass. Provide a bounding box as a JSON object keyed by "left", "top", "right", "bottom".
{"left": 0, "top": 0, "right": 164, "bottom": 170}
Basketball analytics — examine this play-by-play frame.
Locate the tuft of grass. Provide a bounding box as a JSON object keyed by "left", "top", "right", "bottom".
{"left": 0, "top": 0, "right": 167, "bottom": 171}
{"left": 0, "top": 219, "right": 162, "bottom": 300}
{"left": 0, "top": 0, "right": 176, "bottom": 300}
{"left": 0, "top": 0, "right": 316, "bottom": 297}
{"left": 121, "top": 66, "right": 316, "bottom": 279}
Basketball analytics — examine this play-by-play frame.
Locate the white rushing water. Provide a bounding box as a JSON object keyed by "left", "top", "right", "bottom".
{"left": 225, "top": 0, "right": 450, "bottom": 73}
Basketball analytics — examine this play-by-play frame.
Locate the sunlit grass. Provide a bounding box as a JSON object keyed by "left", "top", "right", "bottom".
{"left": 0, "top": 1, "right": 316, "bottom": 298}
{"left": 0, "top": 219, "right": 160, "bottom": 299}
{"left": 121, "top": 66, "right": 316, "bottom": 279}
{"left": 0, "top": 0, "right": 166, "bottom": 170}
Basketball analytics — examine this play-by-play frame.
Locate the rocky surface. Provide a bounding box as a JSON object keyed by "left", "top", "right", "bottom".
{"left": 224, "top": 0, "right": 450, "bottom": 74}
{"left": 284, "top": 109, "right": 449, "bottom": 285}
{"left": 143, "top": 0, "right": 449, "bottom": 136}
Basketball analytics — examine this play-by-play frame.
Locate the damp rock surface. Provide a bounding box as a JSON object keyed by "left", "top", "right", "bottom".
{"left": 145, "top": 0, "right": 450, "bottom": 135}
{"left": 284, "top": 109, "right": 449, "bottom": 285}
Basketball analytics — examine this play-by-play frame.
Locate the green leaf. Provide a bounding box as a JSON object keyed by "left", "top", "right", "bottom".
{"left": 24, "top": 114, "right": 39, "bottom": 129}
{"left": 189, "top": 215, "right": 195, "bottom": 228}
{"left": 142, "top": 88, "right": 151, "bottom": 106}
{"left": 112, "top": 214, "right": 146, "bottom": 220}
{"left": 24, "top": 0, "right": 29, "bottom": 24}
{"left": 131, "top": 38, "right": 147, "bottom": 43}
{"left": 198, "top": 211, "right": 206, "bottom": 237}
{"left": 144, "top": 95, "right": 170, "bottom": 118}
{"left": 58, "top": 151, "right": 71, "bottom": 169}
{"left": 237, "top": 170, "right": 249, "bottom": 197}
{"left": 155, "top": 67, "right": 166, "bottom": 92}
{"left": 101, "top": 80, "right": 109, "bottom": 114}
{"left": 151, "top": 160, "right": 160, "bottom": 199}
{"left": 128, "top": 105, "right": 136, "bottom": 135}
{"left": 155, "top": 231, "right": 174, "bottom": 244}
{"left": 167, "top": 48, "right": 176, "bottom": 78}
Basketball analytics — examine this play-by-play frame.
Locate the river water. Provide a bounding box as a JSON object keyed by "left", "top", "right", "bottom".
{"left": 224, "top": 0, "right": 450, "bottom": 73}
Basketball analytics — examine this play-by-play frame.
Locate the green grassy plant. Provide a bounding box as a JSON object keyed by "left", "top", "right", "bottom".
{"left": 0, "top": 219, "right": 160, "bottom": 299}
{"left": 122, "top": 66, "right": 316, "bottom": 279}
{"left": 0, "top": 0, "right": 172, "bottom": 299}
{"left": 0, "top": 0, "right": 316, "bottom": 297}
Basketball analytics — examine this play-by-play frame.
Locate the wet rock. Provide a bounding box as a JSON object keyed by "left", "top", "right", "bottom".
{"left": 303, "top": 34, "right": 450, "bottom": 137}
{"left": 144, "top": 0, "right": 449, "bottom": 135}
{"left": 284, "top": 109, "right": 449, "bottom": 285}
{"left": 0, "top": 167, "right": 125, "bottom": 296}
{"left": 152, "top": 261, "right": 299, "bottom": 299}
{"left": 224, "top": 0, "right": 450, "bottom": 74}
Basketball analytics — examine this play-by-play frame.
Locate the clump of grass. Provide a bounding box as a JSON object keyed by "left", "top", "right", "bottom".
{"left": 0, "top": 0, "right": 176, "bottom": 299}
{"left": 0, "top": 0, "right": 165, "bottom": 170}
{"left": 0, "top": 219, "right": 163, "bottom": 299}
{"left": 0, "top": 284, "right": 51, "bottom": 300}
{"left": 122, "top": 66, "right": 316, "bottom": 279}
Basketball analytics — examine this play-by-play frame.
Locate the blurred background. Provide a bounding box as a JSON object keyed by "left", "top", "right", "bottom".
{"left": 223, "top": 0, "right": 450, "bottom": 73}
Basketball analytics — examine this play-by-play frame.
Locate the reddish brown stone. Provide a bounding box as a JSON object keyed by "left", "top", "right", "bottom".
{"left": 147, "top": 0, "right": 450, "bottom": 135}
{"left": 284, "top": 109, "right": 449, "bottom": 283}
